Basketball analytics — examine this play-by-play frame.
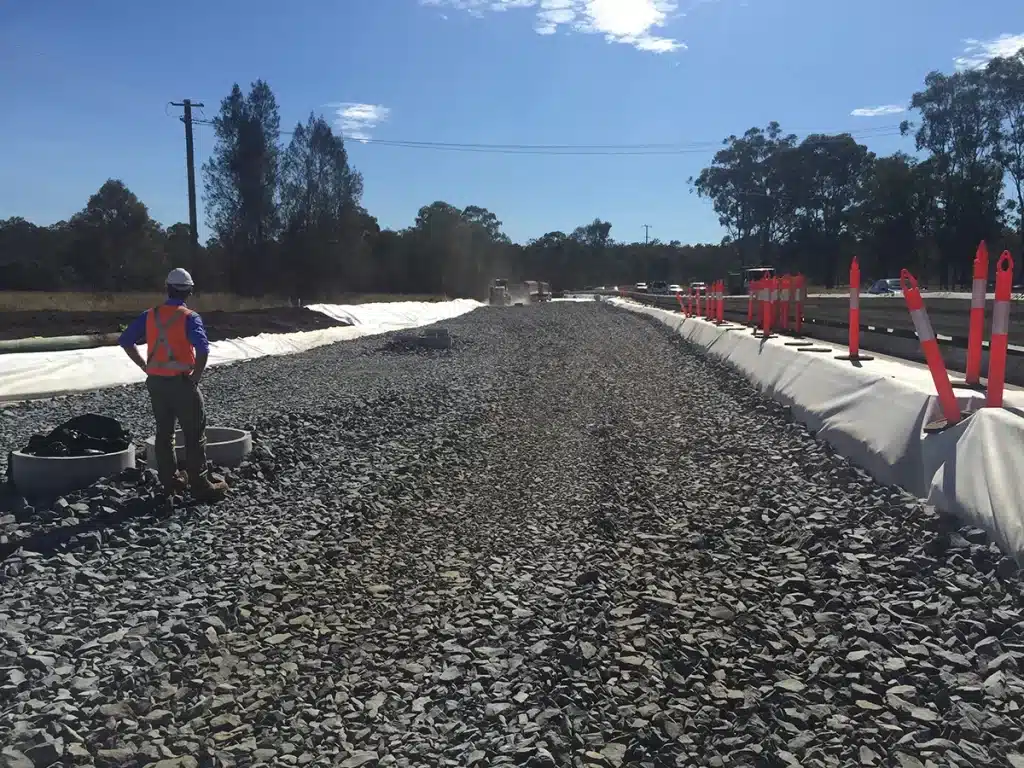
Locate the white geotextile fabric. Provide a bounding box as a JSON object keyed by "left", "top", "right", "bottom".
{"left": 305, "top": 299, "right": 479, "bottom": 329}
{"left": 610, "top": 298, "right": 1024, "bottom": 561}
{"left": 0, "top": 299, "right": 481, "bottom": 403}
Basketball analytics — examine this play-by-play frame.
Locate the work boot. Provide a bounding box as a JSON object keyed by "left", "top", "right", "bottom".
{"left": 161, "top": 470, "right": 189, "bottom": 495}
{"left": 191, "top": 474, "right": 228, "bottom": 503}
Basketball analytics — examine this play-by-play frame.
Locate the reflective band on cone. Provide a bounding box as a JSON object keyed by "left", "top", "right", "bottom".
{"left": 986, "top": 250, "right": 1015, "bottom": 409}
{"left": 908, "top": 308, "right": 934, "bottom": 343}
{"left": 901, "top": 269, "right": 962, "bottom": 426}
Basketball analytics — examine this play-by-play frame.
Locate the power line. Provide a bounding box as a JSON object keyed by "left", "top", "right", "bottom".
{"left": 184, "top": 118, "right": 905, "bottom": 155}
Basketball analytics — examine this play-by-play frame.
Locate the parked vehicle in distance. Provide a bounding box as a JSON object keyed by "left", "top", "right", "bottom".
{"left": 635, "top": 282, "right": 649, "bottom": 293}
{"left": 649, "top": 281, "right": 669, "bottom": 294}
{"left": 668, "top": 284, "right": 683, "bottom": 294}
{"left": 689, "top": 281, "right": 707, "bottom": 293}
{"left": 866, "top": 278, "right": 902, "bottom": 295}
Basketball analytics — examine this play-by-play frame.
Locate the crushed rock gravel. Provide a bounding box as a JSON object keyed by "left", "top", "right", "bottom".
{"left": 1, "top": 301, "right": 1023, "bottom": 768}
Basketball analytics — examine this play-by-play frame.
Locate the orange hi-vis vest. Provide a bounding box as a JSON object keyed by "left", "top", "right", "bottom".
{"left": 145, "top": 305, "right": 196, "bottom": 376}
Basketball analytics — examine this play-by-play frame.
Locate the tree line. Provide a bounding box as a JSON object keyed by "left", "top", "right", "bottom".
{"left": 2, "top": 47, "right": 1022, "bottom": 299}
{"left": 693, "top": 49, "right": 1024, "bottom": 287}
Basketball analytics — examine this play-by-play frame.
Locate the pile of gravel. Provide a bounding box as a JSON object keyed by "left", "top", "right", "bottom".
{"left": 1, "top": 302, "right": 1022, "bottom": 768}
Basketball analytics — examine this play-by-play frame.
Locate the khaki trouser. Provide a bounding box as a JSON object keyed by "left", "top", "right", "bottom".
{"left": 146, "top": 374, "right": 207, "bottom": 485}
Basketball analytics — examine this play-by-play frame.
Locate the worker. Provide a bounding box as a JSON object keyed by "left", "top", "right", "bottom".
{"left": 119, "top": 268, "right": 228, "bottom": 502}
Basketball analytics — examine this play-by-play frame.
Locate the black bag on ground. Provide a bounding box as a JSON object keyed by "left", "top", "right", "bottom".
{"left": 23, "top": 414, "right": 131, "bottom": 457}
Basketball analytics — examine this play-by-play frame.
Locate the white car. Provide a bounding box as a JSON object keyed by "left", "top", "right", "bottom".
{"left": 668, "top": 284, "right": 683, "bottom": 294}
{"left": 635, "top": 282, "right": 648, "bottom": 292}
{"left": 690, "top": 282, "right": 707, "bottom": 293}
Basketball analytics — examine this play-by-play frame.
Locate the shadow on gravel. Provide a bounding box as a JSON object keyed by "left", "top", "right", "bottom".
{"left": 0, "top": 445, "right": 273, "bottom": 570}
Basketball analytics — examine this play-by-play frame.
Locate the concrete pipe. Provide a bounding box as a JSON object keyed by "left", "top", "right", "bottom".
{"left": 10, "top": 445, "right": 137, "bottom": 498}
{"left": 0, "top": 333, "right": 121, "bottom": 355}
{"left": 144, "top": 427, "right": 253, "bottom": 475}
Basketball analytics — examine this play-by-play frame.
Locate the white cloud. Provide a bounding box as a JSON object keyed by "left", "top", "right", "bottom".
{"left": 329, "top": 103, "right": 391, "bottom": 143}
{"left": 850, "top": 104, "right": 906, "bottom": 118}
{"left": 422, "top": 0, "right": 686, "bottom": 53}
{"left": 954, "top": 33, "right": 1024, "bottom": 70}
{"left": 847, "top": 35, "right": 1024, "bottom": 122}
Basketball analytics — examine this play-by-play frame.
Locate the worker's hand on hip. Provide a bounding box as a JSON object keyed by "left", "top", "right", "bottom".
{"left": 188, "top": 372, "right": 201, "bottom": 386}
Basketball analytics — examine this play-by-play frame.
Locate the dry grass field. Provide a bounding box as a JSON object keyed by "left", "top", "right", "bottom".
{"left": 0, "top": 291, "right": 449, "bottom": 313}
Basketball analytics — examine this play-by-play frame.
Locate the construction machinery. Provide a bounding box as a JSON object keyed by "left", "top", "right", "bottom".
{"left": 489, "top": 279, "right": 511, "bottom": 305}
{"left": 489, "top": 279, "right": 552, "bottom": 305}
{"left": 727, "top": 267, "right": 775, "bottom": 295}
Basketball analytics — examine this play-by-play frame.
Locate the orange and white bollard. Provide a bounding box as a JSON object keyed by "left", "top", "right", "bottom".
{"left": 779, "top": 274, "right": 791, "bottom": 331}
{"left": 717, "top": 280, "right": 726, "bottom": 324}
{"left": 761, "top": 278, "right": 776, "bottom": 338}
{"left": 836, "top": 257, "right": 873, "bottom": 362}
{"left": 794, "top": 274, "right": 806, "bottom": 336}
{"left": 962, "top": 241, "right": 989, "bottom": 388}
{"left": 753, "top": 278, "right": 765, "bottom": 334}
{"left": 986, "top": 251, "right": 1014, "bottom": 409}
{"left": 747, "top": 280, "right": 755, "bottom": 326}
{"left": 901, "top": 269, "right": 964, "bottom": 430}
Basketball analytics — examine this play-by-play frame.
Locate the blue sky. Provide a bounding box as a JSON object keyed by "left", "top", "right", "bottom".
{"left": 1, "top": 0, "right": 1022, "bottom": 246}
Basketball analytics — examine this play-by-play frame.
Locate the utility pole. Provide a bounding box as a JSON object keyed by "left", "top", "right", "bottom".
{"left": 170, "top": 99, "right": 205, "bottom": 267}
{"left": 643, "top": 224, "right": 651, "bottom": 245}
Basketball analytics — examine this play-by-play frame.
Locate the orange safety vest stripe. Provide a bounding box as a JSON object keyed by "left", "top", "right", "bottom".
{"left": 145, "top": 305, "right": 196, "bottom": 376}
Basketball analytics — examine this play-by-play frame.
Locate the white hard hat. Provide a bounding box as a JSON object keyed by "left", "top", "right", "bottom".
{"left": 166, "top": 268, "right": 195, "bottom": 289}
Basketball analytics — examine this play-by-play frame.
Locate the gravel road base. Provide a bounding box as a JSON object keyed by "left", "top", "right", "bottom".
{"left": 1, "top": 302, "right": 1022, "bottom": 768}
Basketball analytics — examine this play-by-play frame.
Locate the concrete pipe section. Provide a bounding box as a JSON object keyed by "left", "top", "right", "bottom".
{"left": 0, "top": 333, "right": 121, "bottom": 355}
{"left": 9, "top": 445, "right": 137, "bottom": 498}
{"left": 144, "top": 427, "right": 253, "bottom": 476}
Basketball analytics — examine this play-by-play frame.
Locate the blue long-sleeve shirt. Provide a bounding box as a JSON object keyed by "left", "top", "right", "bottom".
{"left": 118, "top": 298, "right": 210, "bottom": 355}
